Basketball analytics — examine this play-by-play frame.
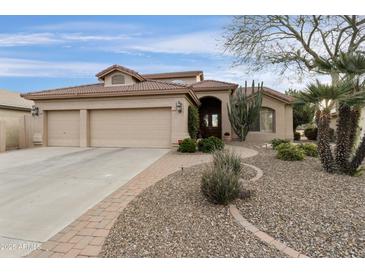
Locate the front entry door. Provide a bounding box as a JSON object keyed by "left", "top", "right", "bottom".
{"left": 199, "top": 111, "right": 222, "bottom": 139}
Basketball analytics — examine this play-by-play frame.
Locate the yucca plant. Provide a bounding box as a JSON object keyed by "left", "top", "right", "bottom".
{"left": 227, "top": 81, "right": 263, "bottom": 141}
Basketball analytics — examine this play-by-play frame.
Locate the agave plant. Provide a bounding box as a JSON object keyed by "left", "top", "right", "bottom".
{"left": 227, "top": 81, "right": 263, "bottom": 141}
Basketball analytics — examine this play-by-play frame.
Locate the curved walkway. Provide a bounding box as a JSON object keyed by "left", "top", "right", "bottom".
{"left": 27, "top": 145, "right": 257, "bottom": 258}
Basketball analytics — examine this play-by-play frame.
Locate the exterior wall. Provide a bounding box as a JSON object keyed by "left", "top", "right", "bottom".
{"left": 0, "top": 108, "right": 31, "bottom": 149}
{"left": 195, "top": 90, "right": 231, "bottom": 139}
{"left": 31, "top": 95, "right": 192, "bottom": 147}
{"left": 154, "top": 77, "right": 198, "bottom": 85}
{"left": 103, "top": 72, "right": 137, "bottom": 86}
{"left": 245, "top": 96, "right": 293, "bottom": 142}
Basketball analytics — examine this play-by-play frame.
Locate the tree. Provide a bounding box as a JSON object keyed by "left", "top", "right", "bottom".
{"left": 295, "top": 54, "right": 365, "bottom": 174}
{"left": 227, "top": 81, "right": 263, "bottom": 141}
{"left": 285, "top": 89, "right": 315, "bottom": 131}
{"left": 188, "top": 105, "right": 199, "bottom": 139}
{"left": 224, "top": 16, "right": 365, "bottom": 83}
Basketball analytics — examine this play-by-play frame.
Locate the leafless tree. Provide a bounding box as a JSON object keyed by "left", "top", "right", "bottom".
{"left": 224, "top": 16, "right": 365, "bottom": 83}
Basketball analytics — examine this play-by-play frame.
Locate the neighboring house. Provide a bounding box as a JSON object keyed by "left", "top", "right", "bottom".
{"left": 22, "top": 65, "right": 293, "bottom": 148}
{"left": 0, "top": 89, "right": 33, "bottom": 151}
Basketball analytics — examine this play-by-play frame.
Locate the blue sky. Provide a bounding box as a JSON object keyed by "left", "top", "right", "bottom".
{"left": 0, "top": 16, "right": 302, "bottom": 93}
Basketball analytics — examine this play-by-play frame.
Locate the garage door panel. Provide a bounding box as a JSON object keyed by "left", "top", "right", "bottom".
{"left": 90, "top": 108, "right": 171, "bottom": 148}
{"left": 47, "top": 111, "right": 80, "bottom": 147}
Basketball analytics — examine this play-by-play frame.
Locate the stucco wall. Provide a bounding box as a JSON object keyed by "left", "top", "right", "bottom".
{"left": 195, "top": 90, "right": 231, "bottom": 139}
{"left": 243, "top": 95, "right": 293, "bottom": 142}
{"left": 0, "top": 108, "right": 30, "bottom": 149}
{"left": 103, "top": 72, "right": 137, "bottom": 86}
{"left": 155, "top": 77, "right": 198, "bottom": 85}
{"left": 31, "top": 95, "right": 192, "bottom": 147}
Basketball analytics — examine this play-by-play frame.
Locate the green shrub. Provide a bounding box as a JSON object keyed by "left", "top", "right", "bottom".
{"left": 276, "top": 142, "right": 292, "bottom": 150}
{"left": 201, "top": 166, "right": 241, "bottom": 205}
{"left": 299, "top": 143, "right": 318, "bottom": 157}
{"left": 304, "top": 127, "right": 318, "bottom": 140}
{"left": 188, "top": 105, "right": 199, "bottom": 139}
{"left": 178, "top": 138, "right": 196, "bottom": 153}
{"left": 213, "top": 149, "right": 242, "bottom": 175}
{"left": 294, "top": 131, "right": 301, "bottom": 141}
{"left": 271, "top": 138, "right": 290, "bottom": 150}
{"left": 198, "top": 136, "right": 224, "bottom": 153}
{"left": 276, "top": 143, "right": 305, "bottom": 161}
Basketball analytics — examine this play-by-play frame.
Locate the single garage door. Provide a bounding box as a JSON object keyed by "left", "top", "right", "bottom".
{"left": 47, "top": 110, "right": 80, "bottom": 147}
{"left": 90, "top": 108, "right": 171, "bottom": 148}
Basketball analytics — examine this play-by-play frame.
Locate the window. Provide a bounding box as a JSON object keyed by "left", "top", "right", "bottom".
{"left": 250, "top": 107, "right": 275, "bottom": 132}
{"left": 111, "top": 74, "right": 125, "bottom": 85}
{"left": 211, "top": 114, "right": 219, "bottom": 127}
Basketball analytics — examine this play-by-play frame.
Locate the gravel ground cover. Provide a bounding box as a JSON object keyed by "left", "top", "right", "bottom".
{"left": 100, "top": 163, "right": 285, "bottom": 258}
{"left": 236, "top": 146, "right": 365, "bottom": 258}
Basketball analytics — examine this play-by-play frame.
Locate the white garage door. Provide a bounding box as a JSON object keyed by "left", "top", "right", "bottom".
{"left": 47, "top": 110, "right": 80, "bottom": 147}
{"left": 90, "top": 108, "right": 171, "bottom": 148}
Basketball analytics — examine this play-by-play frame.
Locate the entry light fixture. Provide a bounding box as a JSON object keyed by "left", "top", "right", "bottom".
{"left": 31, "top": 105, "right": 39, "bottom": 117}
{"left": 176, "top": 101, "right": 183, "bottom": 113}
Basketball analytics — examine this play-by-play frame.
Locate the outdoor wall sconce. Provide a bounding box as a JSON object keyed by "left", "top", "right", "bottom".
{"left": 176, "top": 101, "right": 183, "bottom": 113}
{"left": 31, "top": 105, "right": 39, "bottom": 117}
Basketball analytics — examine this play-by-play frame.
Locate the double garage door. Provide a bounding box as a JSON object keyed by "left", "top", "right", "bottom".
{"left": 47, "top": 108, "right": 171, "bottom": 148}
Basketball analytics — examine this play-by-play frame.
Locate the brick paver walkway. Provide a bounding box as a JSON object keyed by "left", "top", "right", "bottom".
{"left": 26, "top": 146, "right": 257, "bottom": 258}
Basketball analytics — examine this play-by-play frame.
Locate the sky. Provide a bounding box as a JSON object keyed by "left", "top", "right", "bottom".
{"left": 0, "top": 16, "right": 309, "bottom": 93}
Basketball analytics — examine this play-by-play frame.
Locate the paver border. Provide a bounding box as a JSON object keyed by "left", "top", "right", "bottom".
{"left": 25, "top": 145, "right": 261, "bottom": 258}
{"left": 230, "top": 162, "right": 309, "bottom": 258}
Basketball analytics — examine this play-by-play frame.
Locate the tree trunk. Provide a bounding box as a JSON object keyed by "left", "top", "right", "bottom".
{"left": 348, "top": 134, "right": 365, "bottom": 175}
{"left": 335, "top": 104, "right": 352, "bottom": 172}
{"left": 317, "top": 110, "right": 335, "bottom": 173}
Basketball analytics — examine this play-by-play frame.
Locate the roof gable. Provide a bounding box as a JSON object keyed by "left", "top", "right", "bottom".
{"left": 96, "top": 64, "right": 145, "bottom": 82}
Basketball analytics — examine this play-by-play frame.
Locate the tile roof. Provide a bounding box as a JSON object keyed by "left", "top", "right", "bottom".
{"left": 190, "top": 80, "right": 238, "bottom": 91}
{"left": 237, "top": 86, "right": 293, "bottom": 103}
{"left": 22, "top": 81, "right": 200, "bottom": 105}
{"left": 0, "top": 89, "right": 33, "bottom": 110}
{"left": 95, "top": 64, "right": 145, "bottom": 81}
{"left": 143, "top": 71, "right": 203, "bottom": 79}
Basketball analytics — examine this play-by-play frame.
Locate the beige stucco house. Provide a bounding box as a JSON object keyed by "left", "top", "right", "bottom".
{"left": 0, "top": 89, "right": 33, "bottom": 152}
{"left": 22, "top": 65, "right": 293, "bottom": 148}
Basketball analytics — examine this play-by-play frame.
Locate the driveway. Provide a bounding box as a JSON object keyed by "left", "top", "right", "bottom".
{"left": 0, "top": 147, "right": 169, "bottom": 257}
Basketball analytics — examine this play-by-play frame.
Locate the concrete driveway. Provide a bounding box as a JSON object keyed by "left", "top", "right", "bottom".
{"left": 0, "top": 147, "right": 169, "bottom": 257}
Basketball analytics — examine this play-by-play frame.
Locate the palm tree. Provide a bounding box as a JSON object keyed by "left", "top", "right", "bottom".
{"left": 295, "top": 57, "right": 365, "bottom": 174}
{"left": 315, "top": 52, "right": 365, "bottom": 174}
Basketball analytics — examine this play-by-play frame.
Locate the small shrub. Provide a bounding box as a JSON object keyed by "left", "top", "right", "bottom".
{"left": 304, "top": 127, "right": 318, "bottom": 140}
{"left": 178, "top": 138, "right": 196, "bottom": 153}
{"left": 271, "top": 138, "right": 290, "bottom": 150}
{"left": 188, "top": 105, "right": 199, "bottom": 139}
{"left": 201, "top": 166, "right": 241, "bottom": 205}
{"left": 276, "top": 142, "right": 293, "bottom": 150}
{"left": 198, "top": 136, "right": 224, "bottom": 153}
{"left": 213, "top": 149, "right": 242, "bottom": 175}
{"left": 294, "top": 131, "right": 301, "bottom": 141}
{"left": 276, "top": 143, "right": 305, "bottom": 161}
{"left": 299, "top": 143, "right": 318, "bottom": 157}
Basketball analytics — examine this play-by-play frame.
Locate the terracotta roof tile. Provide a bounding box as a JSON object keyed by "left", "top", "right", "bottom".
{"left": 95, "top": 64, "right": 145, "bottom": 81}
{"left": 21, "top": 80, "right": 200, "bottom": 105}
{"left": 190, "top": 80, "right": 238, "bottom": 91}
{"left": 143, "top": 71, "right": 203, "bottom": 79}
{"left": 238, "top": 87, "right": 293, "bottom": 103}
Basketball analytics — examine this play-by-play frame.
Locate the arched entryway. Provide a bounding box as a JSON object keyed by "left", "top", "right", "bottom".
{"left": 199, "top": 96, "right": 222, "bottom": 139}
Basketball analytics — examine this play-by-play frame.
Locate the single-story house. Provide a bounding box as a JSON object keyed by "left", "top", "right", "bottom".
{"left": 0, "top": 89, "right": 33, "bottom": 151}
{"left": 22, "top": 65, "right": 293, "bottom": 148}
